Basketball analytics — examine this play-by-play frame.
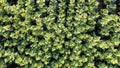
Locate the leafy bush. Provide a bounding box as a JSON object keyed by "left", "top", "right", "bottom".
{"left": 0, "top": 0, "right": 120, "bottom": 68}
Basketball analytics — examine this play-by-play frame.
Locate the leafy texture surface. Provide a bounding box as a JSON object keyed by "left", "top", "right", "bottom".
{"left": 0, "top": 0, "right": 120, "bottom": 68}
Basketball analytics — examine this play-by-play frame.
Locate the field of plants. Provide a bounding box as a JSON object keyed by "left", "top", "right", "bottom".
{"left": 0, "top": 0, "right": 120, "bottom": 68}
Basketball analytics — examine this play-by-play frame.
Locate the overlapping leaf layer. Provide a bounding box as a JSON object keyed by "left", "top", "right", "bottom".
{"left": 0, "top": 0, "right": 120, "bottom": 68}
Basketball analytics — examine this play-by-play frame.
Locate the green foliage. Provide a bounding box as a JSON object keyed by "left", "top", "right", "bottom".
{"left": 0, "top": 0, "right": 120, "bottom": 68}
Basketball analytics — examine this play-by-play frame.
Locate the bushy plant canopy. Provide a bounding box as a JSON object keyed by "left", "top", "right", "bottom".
{"left": 0, "top": 0, "right": 120, "bottom": 68}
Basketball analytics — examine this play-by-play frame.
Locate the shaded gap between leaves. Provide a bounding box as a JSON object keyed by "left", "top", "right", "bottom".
{"left": 100, "top": 35, "right": 110, "bottom": 40}
{"left": 93, "top": 57, "right": 108, "bottom": 67}
{"left": 45, "top": 0, "right": 50, "bottom": 7}
{"left": 25, "top": 42, "right": 33, "bottom": 49}
{"left": 34, "top": 0, "right": 40, "bottom": 11}
{"left": 116, "top": 0, "right": 120, "bottom": 15}
{"left": 7, "top": 62, "right": 20, "bottom": 68}
{"left": 64, "top": 0, "right": 70, "bottom": 27}
{"left": 85, "top": 0, "right": 88, "bottom": 2}
{"left": 86, "top": 23, "right": 101, "bottom": 37}
{"left": 54, "top": 0, "right": 60, "bottom": 23}
{"left": 81, "top": 39, "right": 87, "bottom": 44}
{"left": 42, "top": 23, "right": 47, "bottom": 31}
{"left": 74, "top": 0, "right": 78, "bottom": 11}
{"left": 97, "top": 0, "right": 106, "bottom": 11}
{"left": 71, "top": 0, "right": 77, "bottom": 24}
{"left": 38, "top": 35, "right": 45, "bottom": 40}
{"left": 64, "top": 36, "right": 70, "bottom": 41}
{"left": 7, "top": 0, "right": 18, "bottom": 5}
{"left": 30, "top": 19, "right": 37, "bottom": 25}
{"left": 40, "top": 12, "right": 49, "bottom": 18}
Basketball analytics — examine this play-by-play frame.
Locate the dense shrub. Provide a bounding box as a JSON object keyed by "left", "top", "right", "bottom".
{"left": 0, "top": 0, "right": 120, "bottom": 68}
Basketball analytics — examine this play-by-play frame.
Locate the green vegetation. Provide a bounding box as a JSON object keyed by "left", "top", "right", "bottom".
{"left": 0, "top": 0, "right": 120, "bottom": 68}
